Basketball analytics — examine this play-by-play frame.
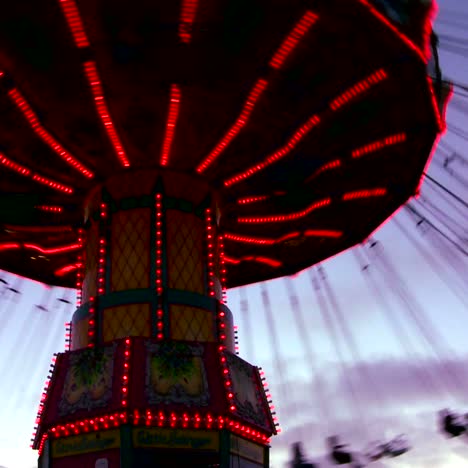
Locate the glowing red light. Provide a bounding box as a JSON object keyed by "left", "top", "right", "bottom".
{"left": 197, "top": 79, "right": 269, "bottom": 173}
{"left": 0, "top": 243, "right": 21, "bottom": 251}
{"left": 224, "top": 229, "right": 342, "bottom": 245}
{"left": 224, "top": 114, "right": 320, "bottom": 187}
{"left": 24, "top": 243, "right": 80, "bottom": 255}
{"left": 426, "top": 77, "right": 444, "bottom": 132}
{"left": 269, "top": 11, "right": 319, "bottom": 69}
{"left": 83, "top": 61, "right": 130, "bottom": 167}
{"left": 238, "top": 198, "right": 330, "bottom": 223}
{"left": 8, "top": 89, "right": 93, "bottom": 178}
{"left": 55, "top": 263, "right": 82, "bottom": 277}
{"left": 306, "top": 159, "right": 342, "bottom": 182}
{"left": 357, "top": 0, "right": 427, "bottom": 62}
{"left": 224, "top": 255, "right": 282, "bottom": 268}
{"left": 179, "top": 0, "right": 198, "bottom": 43}
{"left": 0, "top": 153, "right": 74, "bottom": 193}
{"left": 352, "top": 133, "right": 406, "bottom": 158}
{"left": 329, "top": 69, "right": 387, "bottom": 111}
{"left": 237, "top": 195, "right": 270, "bottom": 205}
{"left": 342, "top": 188, "right": 387, "bottom": 200}
{"left": 58, "top": 0, "right": 90, "bottom": 48}
{"left": 160, "top": 85, "right": 181, "bottom": 166}
{"left": 36, "top": 205, "right": 63, "bottom": 213}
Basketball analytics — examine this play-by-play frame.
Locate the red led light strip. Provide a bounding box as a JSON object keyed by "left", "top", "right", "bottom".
{"left": 58, "top": 0, "right": 90, "bottom": 48}
{"left": 356, "top": 0, "right": 427, "bottom": 62}
{"left": 196, "top": 79, "right": 269, "bottom": 173}
{"left": 46, "top": 411, "right": 269, "bottom": 444}
{"left": 352, "top": 132, "right": 407, "bottom": 158}
{"left": 55, "top": 263, "right": 81, "bottom": 277}
{"left": 97, "top": 203, "right": 107, "bottom": 295}
{"left": 237, "top": 195, "right": 270, "bottom": 205}
{"left": 224, "top": 114, "right": 320, "bottom": 187}
{"left": 306, "top": 159, "right": 342, "bottom": 182}
{"left": 238, "top": 198, "right": 330, "bottom": 223}
{"left": 342, "top": 188, "right": 387, "bottom": 200}
{"left": 218, "top": 235, "right": 227, "bottom": 304}
{"left": 259, "top": 367, "right": 280, "bottom": 434}
{"left": 0, "top": 153, "right": 74, "bottom": 193}
{"left": 225, "top": 255, "right": 282, "bottom": 268}
{"left": 0, "top": 243, "right": 20, "bottom": 251}
{"left": 219, "top": 351, "right": 236, "bottom": 412}
{"left": 205, "top": 208, "right": 215, "bottom": 297}
{"left": 31, "top": 355, "right": 57, "bottom": 449}
{"left": 160, "top": 85, "right": 181, "bottom": 167}
{"left": 87, "top": 296, "right": 96, "bottom": 346}
{"left": 329, "top": 69, "right": 388, "bottom": 111}
{"left": 83, "top": 61, "right": 130, "bottom": 167}
{"left": 0, "top": 242, "right": 80, "bottom": 254}
{"left": 269, "top": 11, "right": 319, "bottom": 69}
{"left": 8, "top": 88, "right": 94, "bottom": 178}
{"left": 76, "top": 228, "right": 84, "bottom": 307}
{"left": 121, "top": 338, "right": 131, "bottom": 407}
{"left": 427, "top": 77, "right": 444, "bottom": 132}
{"left": 36, "top": 205, "right": 63, "bottom": 213}
{"left": 179, "top": 0, "right": 199, "bottom": 44}
{"left": 155, "top": 193, "right": 164, "bottom": 339}
{"left": 224, "top": 229, "right": 342, "bottom": 245}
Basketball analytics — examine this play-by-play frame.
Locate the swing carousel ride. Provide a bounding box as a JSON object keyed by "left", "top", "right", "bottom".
{"left": 0, "top": 0, "right": 458, "bottom": 466}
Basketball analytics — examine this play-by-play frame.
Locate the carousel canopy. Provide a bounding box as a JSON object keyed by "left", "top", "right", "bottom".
{"left": 0, "top": 0, "right": 444, "bottom": 288}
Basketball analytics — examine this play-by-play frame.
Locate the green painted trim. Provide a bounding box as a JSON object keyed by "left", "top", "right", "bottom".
{"left": 120, "top": 425, "right": 134, "bottom": 468}
{"left": 74, "top": 289, "right": 228, "bottom": 325}
{"left": 89, "top": 194, "right": 205, "bottom": 222}
{"left": 264, "top": 444, "right": 270, "bottom": 468}
{"left": 219, "top": 430, "right": 231, "bottom": 468}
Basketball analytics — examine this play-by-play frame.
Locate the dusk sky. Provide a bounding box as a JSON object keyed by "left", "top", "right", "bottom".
{"left": 1, "top": 1, "right": 468, "bottom": 467}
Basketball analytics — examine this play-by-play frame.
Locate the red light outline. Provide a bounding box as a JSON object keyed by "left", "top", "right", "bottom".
{"left": 342, "top": 188, "right": 387, "bottom": 200}
{"left": 0, "top": 153, "right": 74, "bottom": 193}
{"left": 160, "top": 85, "right": 181, "bottom": 167}
{"left": 218, "top": 235, "right": 227, "bottom": 304}
{"left": 8, "top": 88, "right": 94, "bottom": 178}
{"left": 237, "top": 195, "right": 270, "bottom": 205}
{"left": 269, "top": 11, "right": 319, "bottom": 69}
{"left": 352, "top": 132, "right": 407, "bottom": 158}
{"left": 224, "top": 114, "right": 320, "bottom": 187}
{"left": 0, "top": 242, "right": 80, "bottom": 254}
{"left": 305, "top": 159, "right": 342, "bottom": 183}
{"left": 179, "top": 0, "right": 199, "bottom": 43}
{"left": 224, "top": 229, "right": 343, "bottom": 245}
{"left": 196, "top": 79, "right": 269, "bottom": 173}
{"left": 55, "top": 263, "right": 81, "bottom": 276}
{"left": 76, "top": 229, "right": 84, "bottom": 307}
{"left": 97, "top": 203, "right": 107, "bottom": 296}
{"left": 224, "top": 255, "right": 282, "bottom": 268}
{"left": 35, "top": 205, "right": 63, "bottom": 213}
{"left": 58, "top": 0, "right": 90, "bottom": 48}
{"left": 330, "top": 69, "right": 388, "bottom": 111}
{"left": 205, "top": 208, "right": 216, "bottom": 297}
{"left": 155, "top": 193, "right": 164, "bottom": 340}
{"left": 426, "top": 77, "right": 444, "bottom": 132}
{"left": 356, "top": 0, "right": 428, "bottom": 63}
{"left": 83, "top": 61, "right": 130, "bottom": 167}
{"left": 238, "top": 198, "right": 330, "bottom": 224}
{"left": 42, "top": 410, "right": 271, "bottom": 446}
